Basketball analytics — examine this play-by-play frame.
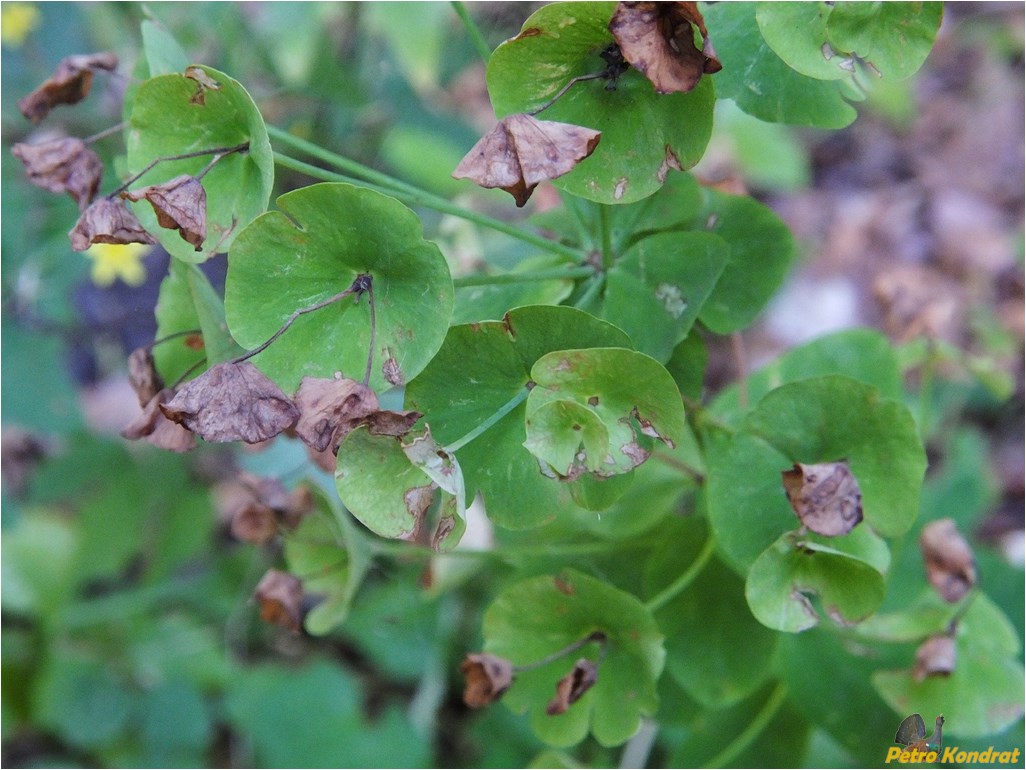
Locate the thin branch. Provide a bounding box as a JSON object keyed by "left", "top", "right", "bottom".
{"left": 145, "top": 328, "right": 202, "bottom": 351}
{"left": 513, "top": 631, "right": 607, "bottom": 673}
{"left": 361, "top": 275, "right": 376, "bottom": 387}
{"left": 108, "top": 141, "right": 250, "bottom": 198}
{"left": 231, "top": 275, "right": 368, "bottom": 366}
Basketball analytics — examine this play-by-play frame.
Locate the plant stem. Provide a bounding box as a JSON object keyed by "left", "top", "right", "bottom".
{"left": 452, "top": 265, "right": 594, "bottom": 288}
{"left": 526, "top": 71, "right": 606, "bottom": 117}
{"left": 598, "top": 203, "right": 614, "bottom": 269}
{"left": 109, "top": 141, "right": 250, "bottom": 197}
{"left": 444, "top": 387, "right": 531, "bottom": 453}
{"left": 271, "top": 149, "right": 585, "bottom": 263}
{"left": 702, "top": 682, "right": 788, "bottom": 769}
{"left": 918, "top": 340, "right": 938, "bottom": 441}
{"left": 451, "top": 1, "right": 491, "bottom": 63}
{"left": 84, "top": 121, "right": 127, "bottom": 144}
{"left": 362, "top": 278, "right": 376, "bottom": 386}
{"left": 645, "top": 536, "right": 715, "bottom": 613}
{"left": 146, "top": 328, "right": 202, "bottom": 351}
{"left": 731, "top": 332, "right": 749, "bottom": 410}
{"left": 513, "top": 630, "right": 607, "bottom": 672}
{"left": 573, "top": 272, "right": 605, "bottom": 311}
{"left": 650, "top": 450, "right": 704, "bottom": 484}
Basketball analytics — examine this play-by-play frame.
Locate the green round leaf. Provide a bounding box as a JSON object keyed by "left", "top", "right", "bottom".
{"left": 743, "top": 376, "right": 927, "bottom": 538}
{"left": 872, "top": 594, "right": 1025, "bottom": 738}
{"left": 696, "top": 187, "right": 795, "bottom": 334}
{"left": 706, "top": 376, "right": 922, "bottom": 572}
{"left": 405, "top": 305, "right": 630, "bottom": 529}
{"left": 745, "top": 532, "right": 886, "bottom": 632}
{"left": 602, "top": 231, "right": 728, "bottom": 361}
{"left": 702, "top": 2, "right": 858, "bottom": 127}
{"left": 711, "top": 328, "right": 903, "bottom": 421}
{"left": 225, "top": 182, "right": 454, "bottom": 393}
{"left": 526, "top": 347, "right": 686, "bottom": 482}
{"left": 483, "top": 569, "right": 664, "bottom": 747}
{"left": 126, "top": 65, "right": 274, "bottom": 262}
{"left": 486, "top": 2, "right": 715, "bottom": 204}
{"left": 755, "top": 2, "right": 854, "bottom": 81}
{"left": 825, "top": 2, "right": 943, "bottom": 81}
{"left": 335, "top": 426, "right": 466, "bottom": 551}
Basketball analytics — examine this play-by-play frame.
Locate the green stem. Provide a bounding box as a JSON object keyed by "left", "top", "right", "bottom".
{"left": 598, "top": 203, "right": 614, "bottom": 269}
{"left": 573, "top": 272, "right": 606, "bottom": 311}
{"left": 451, "top": 1, "right": 491, "bottom": 63}
{"left": 444, "top": 387, "right": 531, "bottom": 453}
{"left": 645, "top": 536, "right": 715, "bottom": 613}
{"left": 271, "top": 148, "right": 584, "bottom": 263}
{"left": 702, "top": 682, "right": 788, "bottom": 769}
{"left": 452, "top": 266, "right": 594, "bottom": 288}
{"left": 919, "top": 341, "right": 938, "bottom": 441}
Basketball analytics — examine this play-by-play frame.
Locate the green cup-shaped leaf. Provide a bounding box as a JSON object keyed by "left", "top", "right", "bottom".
{"left": 602, "top": 231, "right": 728, "bottom": 362}
{"left": 706, "top": 376, "right": 923, "bottom": 572}
{"left": 696, "top": 187, "right": 795, "bottom": 334}
{"left": 225, "top": 183, "right": 453, "bottom": 393}
{"left": 703, "top": 2, "right": 857, "bottom": 127}
{"left": 525, "top": 348, "right": 686, "bottom": 483}
{"left": 405, "top": 305, "right": 630, "bottom": 529}
{"left": 872, "top": 594, "right": 1025, "bottom": 738}
{"left": 486, "top": 2, "right": 714, "bottom": 204}
{"left": 484, "top": 569, "right": 664, "bottom": 747}
{"left": 745, "top": 532, "right": 886, "bottom": 632}
{"left": 126, "top": 65, "right": 273, "bottom": 262}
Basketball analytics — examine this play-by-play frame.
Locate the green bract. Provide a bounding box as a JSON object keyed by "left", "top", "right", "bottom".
{"left": 525, "top": 347, "right": 685, "bottom": 482}
{"left": 706, "top": 376, "right": 926, "bottom": 571}
{"left": 154, "top": 261, "right": 242, "bottom": 383}
{"left": 483, "top": 570, "right": 664, "bottom": 747}
{"left": 126, "top": 65, "right": 274, "bottom": 262}
{"left": 405, "top": 305, "right": 631, "bottom": 528}
{"left": 486, "top": 2, "right": 714, "bottom": 204}
{"left": 872, "top": 594, "right": 1025, "bottom": 738}
{"left": 757, "top": 2, "right": 943, "bottom": 83}
{"left": 335, "top": 426, "right": 466, "bottom": 551}
{"left": 601, "top": 231, "right": 727, "bottom": 362}
{"left": 703, "top": 2, "right": 858, "bottom": 127}
{"left": 225, "top": 183, "right": 454, "bottom": 392}
{"left": 745, "top": 533, "right": 886, "bottom": 632}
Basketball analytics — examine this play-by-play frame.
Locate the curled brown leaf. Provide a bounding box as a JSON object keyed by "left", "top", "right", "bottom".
{"left": 253, "top": 568, "right": 304, "bottom": 632}
{"left": 122, "top": 175, "right": 207, "bottom": 251}
{"left": 127, "top": 346, "right": 164, "bottom": 407}
{"left": 69, "top": 197, "right": 157, "bottom": 252}
{"left": 11, "top": 137, "right": 103, "bottom": 210}
{"left": 159, "top": 362, "right": 300, "bottom": 444}
{"left": 609, "top": 2, "right": 721, "bottom": 94}
{"left": 913, "top": 634, "right": 956, "bottom": 682}
{"left": 920, "top": 518, "right": 977, "bottom": 603}
{"left": 781, "top": 461, "right": 863, "bottom": 537}
{"left": 459, "top": 653, "right": 515, "bottom": 708}
{"left": 546, "top": 658, "right": 599, "bottom": 716}
{"left": 120, "top": 388, "right": 197, "bottom": 453}
{"left": 18, "top": 52, "right": 119, "bottom": 123}
{"left": 453, "top": 113, "right": 601, "bottom": 207}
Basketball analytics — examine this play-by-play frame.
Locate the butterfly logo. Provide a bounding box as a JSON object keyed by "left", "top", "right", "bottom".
{"left": 894, "top": 713, "right": 945, "bottom": 752}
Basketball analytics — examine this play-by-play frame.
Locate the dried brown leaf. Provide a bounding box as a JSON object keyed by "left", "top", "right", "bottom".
{"left": 453, "top": 113, "right": 601, "bottom": 207}
{"left": 18, "top": 52, "right": 119, "bottom": 123}
{"left": 69, "top": 197, "right": 157, "bottom": 252}
{"left": 913, "top": 634, "right": 956, "bottom": 682}
{"left": 920, "top": 518, "right": 977, "bottom": 603}
{"left": 782, "top": 461, "right": 863, "bottom": 537}
{"left": 293, "top": 376, "right": 379, "bottom": 452}
{"left": 460, "top": 653, "right": 515, "bottom": 708}
{"left": 546, "top": 658, "right": 598, "bottom": 715}
{"left": 11, "top": 137, "right": 103, "bottom": 209}
{"left": 254, "top": 568, "right": 304, "bottom": 632}
{"left": 160, "top": 362, "right": 300, "bottom": 444}
{"left": 122, "top": 174, "right": 207, "bottom": 251}
{"left": 231, "top": 501, "right": 278, "bottom": 544}
{"left": 609, "top": 2, "right": 721, "bottom": 94}
{"left": 120, "top": 388, "right": 197, "bottom": 452}
{"left": 127, "top": 346, "right": 164, "bottom": 406}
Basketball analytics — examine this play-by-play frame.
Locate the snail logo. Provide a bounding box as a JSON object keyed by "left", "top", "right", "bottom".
{"left": 885, "top": 714, "right": 1023, "bottom": 765}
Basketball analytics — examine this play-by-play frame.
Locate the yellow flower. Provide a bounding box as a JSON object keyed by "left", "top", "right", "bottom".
{"left": 1, "top": 3, "right": 41, "bottom": 48}
{"left": 84, "top": 243, "right": 151, "bottom": 287}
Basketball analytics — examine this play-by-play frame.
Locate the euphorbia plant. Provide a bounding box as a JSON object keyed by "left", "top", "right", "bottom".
{"left": 10, "top": 1, "right": 1023, "bottom": 764}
